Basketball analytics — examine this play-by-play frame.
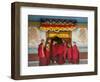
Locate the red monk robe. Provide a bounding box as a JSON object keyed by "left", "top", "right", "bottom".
{"left": 38, "top": 43, "right": 47, "bottom": 66}
{"left": 44, "top": 44, "right": 50, "bottom": 65}
{"left": 46, "top": 39, "right": 52, "bottom": 64}
{"left": 67, "top": 45, "right": 73, "bottom": 63}
{"left": 51, "top": 43, "right": 58, "bottom": 63}
{"left": 63, "top": 43, "right": 68, "bottom": 62}
{"left": 57, "top": 44, "right": 65, "bottom": 64}
{"left": 72, "top": 44, "right": 79, "bottom": 64}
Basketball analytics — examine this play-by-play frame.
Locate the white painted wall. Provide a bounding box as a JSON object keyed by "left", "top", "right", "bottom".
{"left": 0, "top": 0, "right": 100, "bottom": 82}
{"left": 72, "top": 28, "right": 88, "bottom": 52}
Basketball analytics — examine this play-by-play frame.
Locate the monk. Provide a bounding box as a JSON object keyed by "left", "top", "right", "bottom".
{"left": 62, "top": 40, "right": 68, "bottom": 63}
{"left": 46, "top": 38, "right": 52, "bottom": 64}
{"left": 51, "top": 41, "right": 57, "bottom": 64}
{"left": 57, "top": 43, "right": 65, "bottom": 64}
{"left": 38, "top": 39, "right": 47, "bottom": 66}
{"left": 72, "top": 42, "right": 79, "bottom": 64}
{"left": 44, "top": 43, "right": 50, "bottom": 65}
{"left": 67, "top": 43, "right": 73, "bottom": 63}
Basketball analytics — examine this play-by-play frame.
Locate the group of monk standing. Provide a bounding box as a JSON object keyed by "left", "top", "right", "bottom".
{"left": 38, "top": 38, "right": 80, "bottom": 66}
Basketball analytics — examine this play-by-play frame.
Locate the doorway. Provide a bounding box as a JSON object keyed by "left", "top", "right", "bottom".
{"left": 46, "top": 31, "right": 72, "bottom": 44}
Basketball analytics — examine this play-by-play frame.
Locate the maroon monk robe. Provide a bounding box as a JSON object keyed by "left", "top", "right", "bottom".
{"left": 38, "top": 43, "right": 47, "bottom": 66}
{"left": 44, "top": 48, "right": 50, "bottom": 65}
{"left": 67, "top": 46, "right": 73, "bottom": 63}
{"left": 63, "top": 43, "right": 68, "bottom": 62}
{"left": 51, "top": 44, "right": 58, "bottom": 63}
{"left": 57, "top": 44, "right": 65, "bottom": 64}
{"left": 72, "top": 44, "right": 79, "bottom": 64}
{"left": 48, "top": 42, "right": 52, "bottom": 64}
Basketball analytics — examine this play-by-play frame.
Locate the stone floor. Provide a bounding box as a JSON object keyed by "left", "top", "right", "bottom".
{"left": 28, "top": 59, "right": 88, "bottom": 66}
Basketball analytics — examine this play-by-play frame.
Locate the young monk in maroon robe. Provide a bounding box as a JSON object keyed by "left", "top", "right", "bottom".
{"left": 51, "top": 41, "right": 57, "bottom": 64}
{"left": 57, "top": 43, "right": 65, "bottom": 64}
{"left": 38, "top": 39, "right": 47, "bottom": 66}
{"left": 62, "top": 40, "right": 68, "bottom": 63}
{"left": 46, "top": 39, "right": 52, "bottom": 64}
{"left": 72, "top": 42, "right": 79, "bottom": 64}
{"left": 44, "top": 43, "right": 50, "bottom": 65}
{"left": 67, "top": 43, "right": 73, "bottom": 63}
